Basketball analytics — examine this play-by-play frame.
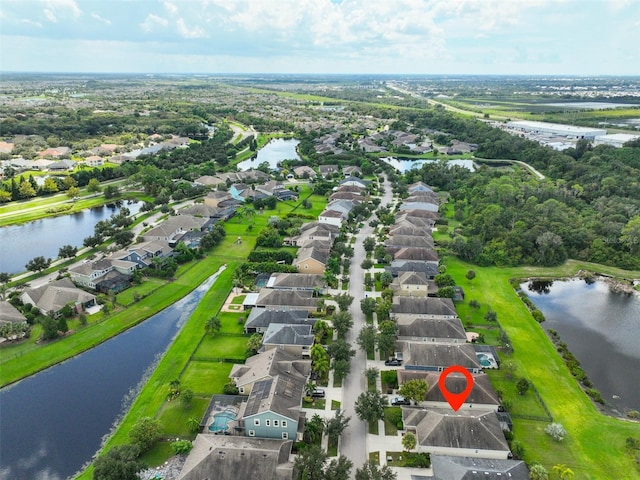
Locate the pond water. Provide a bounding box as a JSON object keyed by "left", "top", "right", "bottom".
{"left": 236, "top": 138, "right": 301, "bottom": 171}
{"left": 0, "top": 268, "right": 224, "bottom": 480}
{"left": 522, "top": 278, "right": 640, "bottom": 413}
{"left": 0, "top": 201, "right": 142, "bottom": 274}
{"left": 381, "top": 156, "right": 476, "bottom": 173}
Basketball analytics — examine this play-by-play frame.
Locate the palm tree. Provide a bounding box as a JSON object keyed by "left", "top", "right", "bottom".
{"left": 187, "top": 416, "right": 200, "bottom": 434}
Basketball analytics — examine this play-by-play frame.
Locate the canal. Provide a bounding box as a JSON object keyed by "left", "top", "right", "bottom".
{"left": 0, "top": 267, "right": 224, "bottom": 480}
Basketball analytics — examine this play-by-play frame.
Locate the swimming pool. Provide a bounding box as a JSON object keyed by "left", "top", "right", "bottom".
{"left": 208, "top": 409, "right": 237, "bottom": 433}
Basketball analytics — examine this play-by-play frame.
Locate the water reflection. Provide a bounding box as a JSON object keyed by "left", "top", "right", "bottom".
{"left": 527, "top": 279, "right": 554, "bottom": 295}
{"left": 236, "top": 138, "right": 301, "bottom": 171}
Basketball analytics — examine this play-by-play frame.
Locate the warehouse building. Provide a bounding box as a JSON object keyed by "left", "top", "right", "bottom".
{"left": 506, "top": 120, "right": 606, "bottom": 139}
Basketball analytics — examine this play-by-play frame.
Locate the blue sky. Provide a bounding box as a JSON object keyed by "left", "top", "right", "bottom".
{"left": 1, "top": 0, "right": 639, "bottom": 75}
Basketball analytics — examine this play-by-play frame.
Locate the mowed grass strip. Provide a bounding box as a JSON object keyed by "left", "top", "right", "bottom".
{"left": 445, "top": 258, "right": 640, "bottom": 479}
{"left": 180, "top": 361, "right": 234, "bottom": 396}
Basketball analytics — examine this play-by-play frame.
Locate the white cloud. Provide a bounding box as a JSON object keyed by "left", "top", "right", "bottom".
{"left": 21, "top": 18, "right": 43, "bottom": 28}
{"left": 176, "top": 18, "right": 207, "bottom": 39}
{"left": 43, "top": 8, "right": 57, "bottom": 22}
{"left": 163, "top": 1, "right": 178, "bottom": 15}
{"left": 90, "top": 12, "right": 111, "bottom": 25}
{"left": 140, "top": 14, "right": 168, "bottom": 32}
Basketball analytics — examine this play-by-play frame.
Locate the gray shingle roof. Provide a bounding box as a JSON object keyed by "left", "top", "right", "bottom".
{"left": 393, "top": 248, "right": 440, "bottom": 262}
{"left": 387, "top": 261, "right": 439, "bottom": 279}
{"left": 243, "top": 373, "right": 305, "bottom": 420}
{"left": 21, "top": 278, "right": 96, "bottom": 313}
{"left": 397, "top": 371, "right": 500, "bottom": 406}
{"left": 267, "top": 273, "right": 325, "bottom": 290}
{"left": 393, "top": 297, "right": 457, "bottom": 316}
{"left": 245, "top": 308, "right": 311, "bottom": 331}
{"left": 263, "top": 323, "right": 314, "bottom": 347}
{"left": 229, "top": 349, "right": 311, "bottom": 388}
{"left": 403, "top": 408, "right": 509, "bottom": 452}
{"left": 399, "top": 342, "right": 481, "bottom": 369}
{"left": 385, "top": 235, "right": 434, "bottom": 249}
{"left": 178, "top": 435, "right": 293, "bottom": 480}
{"left": 396, "top": 316, "right": 467, "bottom": 340}
{"left": 0, "top": 301, "right": 27, "bottom": 323}
{"left": 431, "top": 455, "right": 529, "bottom": 480}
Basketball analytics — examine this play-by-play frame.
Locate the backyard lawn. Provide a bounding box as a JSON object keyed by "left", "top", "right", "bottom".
{"left": 156, "top": 396, "right": 211, "bottom": 436}
{"left": 179, "top": 361, "right": 234, "bottom": 395}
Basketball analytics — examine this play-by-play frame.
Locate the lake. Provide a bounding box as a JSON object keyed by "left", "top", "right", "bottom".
{"left": 236, "top": 138, "right": 301, "bottom": 171}
{"left": 0, "top": 268, "right": 224, "bottom": 480}
{"left": 522, "top": 278, "right": 640, "bottom": 414}
{"left": 381, "top": 156, "right": 476, "bottom": 173}
{"left": 0, "top": 201, "right": 142, "bottom": 275}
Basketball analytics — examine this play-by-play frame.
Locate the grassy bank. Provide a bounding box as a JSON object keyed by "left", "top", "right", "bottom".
{"left": 445, "top": 258, "right": 640, "bottom": 478}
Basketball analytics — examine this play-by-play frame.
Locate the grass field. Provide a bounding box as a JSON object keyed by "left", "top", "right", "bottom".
{"left": 116, "top": 277, "right": 168, "bottom": 306}
{"left": 445, "top": 258, "right": 640, "bottom": 478}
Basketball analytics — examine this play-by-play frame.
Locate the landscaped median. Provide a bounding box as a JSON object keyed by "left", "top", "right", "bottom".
{"left": 445, "top": 257, "right": 640, "bottom": 479}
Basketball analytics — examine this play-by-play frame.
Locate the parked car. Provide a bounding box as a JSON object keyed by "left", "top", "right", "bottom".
{"left": 391, "top": 396, "right": 410, "bottom": 406}
{"left": 311, "top": 388, "right": 325, "bottom": 398}
{"left": 385, "top": 358, "right": 402, "bottom": 366}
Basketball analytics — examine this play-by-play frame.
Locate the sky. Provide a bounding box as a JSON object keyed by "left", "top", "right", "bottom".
{"left": 1, "top": 0, "right": 639, "bottom": 75}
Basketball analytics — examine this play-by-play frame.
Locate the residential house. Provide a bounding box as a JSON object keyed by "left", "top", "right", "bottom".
{"left": 398, "top": 342, "right": 482, "bottom": 373}
{"left": 254, "top": 289, "right": 319, "bottom": 313}
{"left": 179, "top": 204, "right": 223, "bottom": 218}
{"left": 318, "top": 164, "right": 339, "bottom": 178}
{"left": 0, "top": 141, "right": 14, "bottom": 154}
{"left": 262, "top": 323, "right": 314, "bottom": 358}
{"left": 293, "top": 246, "right": 329, "bottom": 275}
{"left": 141, "top": 215, "right": 210, "bottom": 245}
{"left": 384, "top": 234, "right": 434, "bottom": 251}
{"left": 31, "top": 159, "right": 54, "bottom": 170}
{"left": 328, "top": 191, "right": 364, "bottom": 203}
{"left": 405, "top": 192, "right": 440, "bottom": 204}
{"left": 343, "top": 166, "right": 362, "bottom": 177}
{"left": 266, "top": 273, "right": 326, "bottom": 294}
{"left": 204, "top": 191, "right": 233, "bottom": 208}
{"left": 0, "top": 301, "right": 27, "bottom": 326}
{"left": 402, "top": 408, "right": 510, "bottom": 459}
{"left": 408, "top": 182, "right": 434, "bottom": 194}
{"left": 292, "top": 166, "right": 317, "bottom": 179}
{"left": 392, "top": 297, "right": 457, "bottom": 320}
{"left": 339, "top": 176, "right": 369, "bottom": 188}
{"left": 20, "top": 278, "right": 97, "bottom": 316}
{"left": 389, "top": 225, "right": 432, "bottom": 237}
{"left": 48, "top": 159, "right": 76, "bottom": 172}
{"left": 229, "top": 348, "right": 311, "bottom": 395}
{"left": 393, "top": 247, "right": 440, "bottom": 264}
{"left": 38, "top": 146, "right": 71, "bottom": 158}
{"left": 334, "top": 185, "right": 366, "bottom": 194}
{"left": 84, "top": 155, "right": 104, "bottom": 167}
{"left": 390, "top": 271, "right": 433, "bottom": 297}
{"left": 399, "top": 201, "right": 439, "bottom": 213}
{"left": 318, "top": 209, "right": 346, "bottom": 227}
{"left": 396, "top": 316, "right": 467, "bottom": 343}
{"left": 177, "top": 436, "right": 293, "bottom": 480}
{"left": 397, "top": 371, "right": 500, "bottom": 410}
{"left": 386, "top": 260, "right": 439, "bottom": 279}
{"left": 284, "top": 222, "right": 338, "bottom": 247}
{"left": 108, "top": 240, "right": 172, "bottom": 268}
{"left": 194, "top": 175, "right": 226, "bottom": 188}
{"left": 237, "top": 375, "right": 304, "bottom": 440}
{"left": 430, "top": 455, "right": 529, "bottom": 480}
{"left": 69, "top": 258, "right": 137, "bottom": 291}
{"left": 395, "top": 214, "right": 437, "bottom": 229}
{"left": 244, "top": 309, "right": 313, "bottom": 334}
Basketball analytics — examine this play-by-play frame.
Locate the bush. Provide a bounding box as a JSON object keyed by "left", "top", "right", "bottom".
{"left": 171, "top": 440, "right": 193, "bottom": 454}
{"left": 544, "top": 422, "right": 567, "bottom": 442}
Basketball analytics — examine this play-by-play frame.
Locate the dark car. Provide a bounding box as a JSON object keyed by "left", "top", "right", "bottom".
{"left": 384, "top": 358, "right": 402, "bottom": 366}
{"left": 391, "top": 396, "right": 410, "bottom": 406}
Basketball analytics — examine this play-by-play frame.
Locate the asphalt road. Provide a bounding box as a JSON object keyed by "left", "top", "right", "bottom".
{"left": 339, "top": 175, "right": 393, "bottom": 476}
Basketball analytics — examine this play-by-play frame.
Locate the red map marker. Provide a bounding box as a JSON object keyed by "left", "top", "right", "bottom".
{"left": 438, "top": 365, "right": 474, "bottom": 412}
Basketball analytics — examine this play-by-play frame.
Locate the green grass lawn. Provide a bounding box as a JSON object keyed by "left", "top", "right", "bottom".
{"left": 331, "top": 400, "right": 341, "bottom": 410}
{"left": 218, "top": 312, "right": 247, "bottom": 334}
{"left": 156, "top": 396, "right": 211, "bottom": 437}
{"left": 116, "top": 278, "right": 168, "bottom": 306}
{"left": 179, "top": 361, "right": 234, "bottom": 395}
{"left": 193, "top": 335, "right": 248, "bottom": 360}
{"left": 302, "top": 398, "right": 326, "bottom": 410}
{"left": 140, "top": 442, "right": 175, "bottom": 468}
{"left": 230, "top": 294, "right": 246, "bottom": 304}
{"left": 384, "top": 407, "right": 402, "bottom": 436}
{"left": 368, "top": 420, "right": 379, "bottom": 435}
{"left": 445, "top": 257, "right": 640, "bottom": 479}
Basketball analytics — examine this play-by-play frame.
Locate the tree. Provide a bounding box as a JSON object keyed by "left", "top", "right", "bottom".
{"left": 379, "top": 271, "right": 393, "bottom": 289}
{"left": 363, "top": 237, "right": 376, "bottom": 252}
{"left": 26, "top": 256, "right": 52, "bottom": 272}
{"left": 360, "top": 297, "right": 376, "bottom": 316}
{"left": 205, "top": 315, "right": 221, "bottom": 337}
{"left": 93, "top": 444, "right": 145, "bottom": 480}
{"left": 355, "top": 461, "right": 398, "bottom": 480}
{"left": 468, "top": 299, "right": 481, "bottom": 310}
{"left": 325, "top": 455, "right": 353, "bottom": 480}
{"left": 434, "top": 273, "right": 455, "bottom": 287}
{"left": 357, "top": 325, "right": 377, "bottom": 353}
{"left": 171, "top": 440, "right": 193, "bottom": 454}
{"left": 104, "top": 185, "right": 120, "bottom": 199}
{"left": 332, "top": 310, "right": 353, "bottom": 337}
{"left": 528, "top": 463, "right": 549, "bottom": 480}
{"left": 40, "top": 313, "right": 59, "bottom": 340}
{"left": 402, "top": 431, "right": 417, "bottom": 452}
{"left": 18, "top": 180, "right": 37, "bottom": 198}
{"left": 466, "top": 270, "right": 476, "bottom": 282}
{"left": 58, "top": 244, "right": 78, "bottom": 259}
{"left": 334, "top": 293, "right": 354, "bottom": 311}
{"left": 332, "top": 358, "right": 352, "bottom": 382}
{"left": 310, "top": 343, "right": 330, "bottom": 381}
{"left": 398, "top": 379, "right": 429, "bottom": 405}
{"left": 293, "top": 445, "right": 328, "bottom": 480}
{"left": 376, "top": 320, "right": 397, "bottom": 357}
{"left": 0, "top": 272, "right": 12, "bottom": 285}
{"left": 304, "top": 413, "right": 324, "bottom": 443}
{"left": 361, "top": 258, "right": 373, "bottom": 269}
{"left": 620, "top": 215, "right": 640, "bottom": 254}
{"left": 355, "top": 390, "right": 387, "bottom": 424}
{"left": 544, "top": 422, "right": 567, "bottom": 442}
{"left": 324, "top": 411, "right": 350, "bottom": 446}
{"left": 180, "top": 388, "right": 194, "bottom": 407}
{"left": 246, "top": 332, "right": 262, "bottom": 355}
{"left": 484, "top": 309, "right": 498, "bottom": 323}
{"left": 42, "top": 177, "right": 59, "bottom": 193}
{"left": 87, "top": 178, "right": 102, "bottom": 193}
{"left": 66, "top": 186, "right": 80, "bottom": 199}
{"left": 552, "top": 464, "right": 575, "bottom": 480}
{"left": 365, "top": 367, "right": 379, "bottom": 386}
{"left": 516, "top": 378, "right": 530, "bottom": 395}
{"left": 128, "top": 417, "right": 162, "bottom": 452}
{"left": 187, "top": 417, "right": 200, "bottom": 434}
{"left": 113, "top": 230, "right": 134, "bottom": 248}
